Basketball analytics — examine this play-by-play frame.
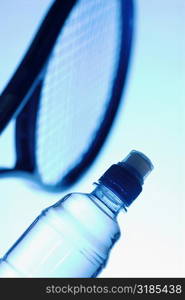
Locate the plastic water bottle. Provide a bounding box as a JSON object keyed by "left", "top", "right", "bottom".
{"left": 0, "top": 150, "right": 153, "bottom": 278}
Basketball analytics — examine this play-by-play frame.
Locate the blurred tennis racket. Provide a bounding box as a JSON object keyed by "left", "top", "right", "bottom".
{"left": 0, "top": 0, "right": 134, "bottom": 191}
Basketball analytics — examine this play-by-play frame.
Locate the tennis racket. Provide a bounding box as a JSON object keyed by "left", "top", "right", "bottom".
{"left": 0, "top": 0, "right": 134, "bottom": 191}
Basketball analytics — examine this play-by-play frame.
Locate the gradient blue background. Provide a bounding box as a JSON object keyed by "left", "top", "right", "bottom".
{"left": 0, "top": 0, "right": 184, "bottom": 277}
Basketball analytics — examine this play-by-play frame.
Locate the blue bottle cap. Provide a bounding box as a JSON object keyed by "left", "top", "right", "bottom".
{"left": 99, "top": 150, "right": 153, "bottom": 207}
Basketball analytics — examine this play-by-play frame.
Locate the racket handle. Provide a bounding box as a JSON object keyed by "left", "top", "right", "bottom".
{"left": 0, "top": 150, "right": 153, "bottom": 278}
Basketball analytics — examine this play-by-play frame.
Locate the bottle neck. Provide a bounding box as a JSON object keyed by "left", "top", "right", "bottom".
{"left": 91, "top": 183, "right": 127, "bottom": 218}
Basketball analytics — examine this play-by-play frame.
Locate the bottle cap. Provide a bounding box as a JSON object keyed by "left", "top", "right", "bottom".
{"left": 120, "top": 150, "right": 154, "bottom": 183}
{"left": 99, "top": 150, "right": 153, "bottom": 207}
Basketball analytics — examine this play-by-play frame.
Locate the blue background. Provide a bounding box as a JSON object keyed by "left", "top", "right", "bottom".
{"left": 0, "top": 0, "right": 184, "bottom": 277}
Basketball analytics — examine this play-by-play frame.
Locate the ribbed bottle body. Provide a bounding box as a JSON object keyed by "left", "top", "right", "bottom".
{"left": 0, "top": 192, "right": 120, "bottom": 278}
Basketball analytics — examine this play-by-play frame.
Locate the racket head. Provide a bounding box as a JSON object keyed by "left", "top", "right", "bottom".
{"left": 1, "top": 0, "right": 134, "bottom": 191}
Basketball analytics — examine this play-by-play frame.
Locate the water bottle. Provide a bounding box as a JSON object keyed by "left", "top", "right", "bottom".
{"left": 0, "top": 150, "right": 153, "bottom": 278}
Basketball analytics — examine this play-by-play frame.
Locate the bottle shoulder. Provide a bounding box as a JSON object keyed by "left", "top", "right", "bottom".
{"left": 49, "top": 192, "right": 120, "bottom": 247}
{"left": 55, "top": 192, "right": 118, "bottom": 222}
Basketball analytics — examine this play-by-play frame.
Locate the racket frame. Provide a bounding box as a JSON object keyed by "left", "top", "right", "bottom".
{"left": 0, "top": 0, "right": 134, "bottom": 191}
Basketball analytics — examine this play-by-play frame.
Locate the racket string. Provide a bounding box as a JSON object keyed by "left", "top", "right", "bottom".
{"left": 36, "top": 0, "right": 121, "bottom": 185}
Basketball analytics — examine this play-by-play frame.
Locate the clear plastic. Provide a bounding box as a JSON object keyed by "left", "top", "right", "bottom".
{"left": 0, "top": 150, "right": 153, "bottom": 277}
{"left": 0, "top": 184, "right": 123, "bottom": 278}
